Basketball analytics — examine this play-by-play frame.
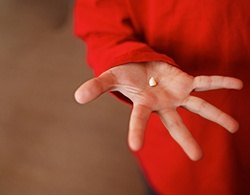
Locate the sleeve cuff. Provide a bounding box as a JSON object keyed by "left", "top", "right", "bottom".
{"left": 93, "top": 47, "right": 178, "bottom": 76}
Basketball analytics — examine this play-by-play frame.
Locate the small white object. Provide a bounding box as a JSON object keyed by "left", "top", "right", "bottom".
{"left": 149, "top": 77, "right": 157, "bottom": 87}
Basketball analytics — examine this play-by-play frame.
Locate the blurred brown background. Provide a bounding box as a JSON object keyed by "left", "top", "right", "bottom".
{"left": 0, "top": 0, "right": 147, "bottom": 194}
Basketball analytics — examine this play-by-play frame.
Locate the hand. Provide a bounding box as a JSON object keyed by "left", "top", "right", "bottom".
{"left": 74, "top": 62, "right": 243, "bottom": 161}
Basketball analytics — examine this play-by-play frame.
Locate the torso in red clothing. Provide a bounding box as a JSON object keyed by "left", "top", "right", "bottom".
{"left": 75, "top": 0, "right": 250, "bottom": 194}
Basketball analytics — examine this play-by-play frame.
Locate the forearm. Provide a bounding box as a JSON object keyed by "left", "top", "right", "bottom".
{"left": 74, "top": 0, "right": 176, "bottom": 76}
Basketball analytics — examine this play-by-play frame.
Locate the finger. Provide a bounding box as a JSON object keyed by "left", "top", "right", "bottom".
{"left": 193, "top": 76, "right": 243, "bottom": 91}
{"left": 128, "top": 104, "right": 152, "bottom": 151}
{"left": 74, "top": 71, "right": 115, "bottom": 104}
{"left": 182, "top": 96, "right": 239, "bottom": 133}
{"left": 159, "top": 110, "right": 202, "bottom": 161}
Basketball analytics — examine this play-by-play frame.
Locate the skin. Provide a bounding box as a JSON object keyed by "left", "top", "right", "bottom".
{"left": 74, "top": 62, "right": 243, "bottom": 161}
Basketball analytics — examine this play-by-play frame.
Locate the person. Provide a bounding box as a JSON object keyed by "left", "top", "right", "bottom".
{"left": 74, "top": 0, "right": 250, "bottom": 194}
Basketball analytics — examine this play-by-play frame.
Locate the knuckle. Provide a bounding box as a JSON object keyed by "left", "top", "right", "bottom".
{"left": 196, "top": 100, "right": 207, "bottom": 111}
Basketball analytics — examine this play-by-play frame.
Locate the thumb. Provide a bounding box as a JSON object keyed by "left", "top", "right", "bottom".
{"left": 74, "top": 71, "right": 115, "bottom": 104}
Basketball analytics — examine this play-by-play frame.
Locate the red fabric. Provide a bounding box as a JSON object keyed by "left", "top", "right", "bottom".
{"left": 74, "top": 0, "right": 250, "bottom": 194}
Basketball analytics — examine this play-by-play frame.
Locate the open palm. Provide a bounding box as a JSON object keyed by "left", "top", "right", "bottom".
{"left": 75, "top": 62, "right": 243, "bottom": 160}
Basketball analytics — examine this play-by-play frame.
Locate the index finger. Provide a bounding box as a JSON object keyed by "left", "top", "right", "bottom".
{"left": 128, "top": 104, "right": 152, "bottom": 151}
{"left": 74, "top": 71, "right": 115, "bottom": 104}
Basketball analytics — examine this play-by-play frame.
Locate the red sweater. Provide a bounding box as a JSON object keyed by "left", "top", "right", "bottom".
{"left": 74, "top": 1, "right": 250, "bottom": 194}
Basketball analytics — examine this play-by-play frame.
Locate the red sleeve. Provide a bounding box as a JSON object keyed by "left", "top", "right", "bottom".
{"left": 74, "top": 0, "right": 177, "bottom": 76}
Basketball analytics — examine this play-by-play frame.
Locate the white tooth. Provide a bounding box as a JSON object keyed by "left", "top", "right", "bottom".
{"left": 149, "top": 77, "right": 157, "bottom": 87}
